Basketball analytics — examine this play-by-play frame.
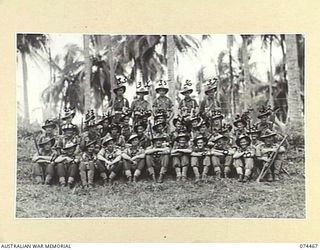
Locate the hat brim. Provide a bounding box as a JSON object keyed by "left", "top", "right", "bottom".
{"left": 128, "top": 136, "right": 139, "bottom": 143}
{"left": 257, "top": 111, "right": 272, "bottom": 119}
{"left": 156, "top": 88, "right": 169, "bottom": 93}
{"left": 134, "top": 123, "right": 147, "bottom": 131}
{"left": 152, "top": 136, "right": 166, "bottom": 141}
{"left": 62, "top": 113, "right": 75, "bottom": 120}
{"left": 260, "top": 133, "right": 277, "bottom": 139}
{"left": 175, "top": 135, "right": 190, "bottom": 142}
{"left": 102, "top": 138, "right": 114, "bottom": 146}
{"left": 136, "top": 90, "right": 149, "bottom": 95}
{"left": 39, "top": 138, "right": 55, "bottom": 147}
{"left": 42, "top": 123, "right": 56, "bottom": 129}
{"left": 63, "top": 144, "right": 77, "bottom": 150}
{"left": 113, "top": 86, "right": 126, "bottom": 93}
{"left": 86, "top": 141, "right": 96, "bottom": 148}
{"left": 180, "top": 89, "right": 193, "bottom": 95}
{"left": 233, "top": 120, "right": 247, "bottom": 127}
{"left": 152, "top": 122, "right": 166, "bottom": 130}
{"left": 212, "top": 114, "right": 224, "bottom": 120}
{"left": 204, "top": 86, "right": 217, "bottom": 94}
{"left": 193, "top": 137, "right": 208, "bottom": 144}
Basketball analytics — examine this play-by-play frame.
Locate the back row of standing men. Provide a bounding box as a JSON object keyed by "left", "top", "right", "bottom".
{"left": 32, "top": 77, "right": 286, "bottom": 188}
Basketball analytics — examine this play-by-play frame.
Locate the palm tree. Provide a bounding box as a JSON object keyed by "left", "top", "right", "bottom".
{"left": 285, "top": 34, "right": 303, "bottom": 130}
{"left": 83, "top": 35, "right": 92, "bottom": 112}
{"left": 17, "top": 33, "right": 47, "bottom": 126}
{"left": 167, "top": 35, "right": 176, "bottom": 110}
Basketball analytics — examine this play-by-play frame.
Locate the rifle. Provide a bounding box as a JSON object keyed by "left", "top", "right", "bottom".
{"left": 148, "top": 120, "right": 154, "bottom": 147}
{"left": 256, "top": 135, "right": 288, "bottom": 183}
{"left": 58, "top": 112, "right": 62, "bottom": 135}
{"left": 80, "top": 116, "right": 83, "bottom": 134}
{"left": 32, "top": 134, "right": 45, "bottom": 182}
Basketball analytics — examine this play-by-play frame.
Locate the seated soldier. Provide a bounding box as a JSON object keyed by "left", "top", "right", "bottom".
{"left": 80, "top": 112, "right": 101, "bottom": 152}
{"left": 107, "top": 123, "right": 126, "bottom": 149}
{"left": 171, "top": 133, "right": 192, "bottom": 182}
{"left": 232, "top": 114, "right": 248, "bottom": 139}
{"left": 255, "top": 105, "right": 275, "bottom": 133}
{"left": 256, "top": 129, "right": 286, "bottom": 182}
{"left": 61, "top": 107, "right": 80, "bottom": 136}
{"left": 233, "top": 134, "right": 256, "bottom": 183}
{"left": 134, "top": 122, "right": 151, "bottom": 149}
{"left": 121, "top": 134, "right": 146, "bottom": 182}
{"left": 208, "top": 110, "right": 224, "bottom": 134}
{"left": 97, "top": 136, "right": 122, "bottom": 185}
{"left": 145, "top": 134, "right": 170, "bottom": 183}
{"left": 54, "top": 142, "right": 80, "bottom": 188}
{"left": 188, "top": 115, "right": 201, "bottom": 139}
{"left": 210, "top": 134, "right": 235, "bottom": 178}
{"left": 39, "top": 119, "right": 57, "bottom": 141}
{"left": 56, "top": 123, "right": 80, "bottom": 155}
{"left": 32, "top": 137, "right": 57, "bottom": 185}
{"left": 98, "top": 112, "right": 114, "bottom": 138}
{"left": 119, "top": 111, "right": 131, "bottom": 128}
{"left": 79, "top": 140, "right": 97, "bottom": 188}
{"left": 121, "top": 124, "right": 132, "bottom": 144}
{"left": 190, "top": 135, "right": 212, "bottom": 183}
{"left": 170, "top": 116, "right": 188, "bottom": 147}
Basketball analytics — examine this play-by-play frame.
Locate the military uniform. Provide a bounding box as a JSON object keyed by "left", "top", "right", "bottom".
{"left": 32, "top": 137, "right": 57, "bottom": 184}
{"left": 79, "top": 140, "right": 97, "bottom": 187}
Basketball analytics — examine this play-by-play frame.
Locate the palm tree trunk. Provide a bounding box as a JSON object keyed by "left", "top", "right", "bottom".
{"left": 242, "top": 36, "right": 250, "bottom": 110}
{"left": 269, "top": 37, "right": 274, "bottom": 108}
{"left": 227, "top": 35, "right": 235, "bottom": 116}
{"left": 285, "top": 34, "right": 303, "bottom": 130}
{"left": 167, "top": 35, "right": 176, "bottom": 112}
{"left": 83, "top": 34, "right": 92, "bottom": 113}
{"left": 107, "top": 35, "right": 115, "bottom": 102}
{"left": 21, "top": 52, "right": 30, "bottom": 126}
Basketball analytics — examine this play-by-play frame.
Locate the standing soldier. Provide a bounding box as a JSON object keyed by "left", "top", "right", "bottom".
{"left": 233, "top": 134, "right": 256, "bottom": 182}
{"left": 32, "top": 137, "right": 57, "bottom": 185}
{"left": 178, "top": 80, "right": 199, "bottom": 118}
{"left": 97, "top": 136, "right": 123, "bottom": 185}
{"left": 121, "top": 134, "right": 146, "bottom": 182}
{"left": 108, "top": 76, "right": 130, "bottom": 124}
{"left": 188, "top": 116, "right": 201, "bottom": 140}
{"left": 171, "top": 133, "right": 192, "bottom": 181}
{"left": 199, "top": 78, "right": 221, "bottom": 120}
{"left": 152, "top": 80, "right": 174, "bottom": 121}
{"left": 79, "top": 140, "right": 97, "bottom": 188}
{"left": 232, "top": 114, "right": 248, "bottom": 139}
{"left": 131, "top": 83, "right": 152, "bottom": 125}
{"left": 54, "top": 142, "right": 80, "bottom": 188}
{"left": 256, "top": 129, "right": 286, "bottom": 182}
{"left": 61, "top": 107, "right": 79, "bottom": 135}
{"left": 255, "top": 105, "right": 278, "bottom": 133}
{"left": 190, "top": 135, "right": 212, "bottom": 182}
{"left": 145, "top": 134, "right": 171, "bottom": 183}
{"left": 39, "top": 119, "right": 57, "bottom": 141}
{"left": 210, "top": 134, "right": 234, "bottom": 178}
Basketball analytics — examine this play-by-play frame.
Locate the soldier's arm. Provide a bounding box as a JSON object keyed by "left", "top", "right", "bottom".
{"left": 109, "top": 155, "right": 122, "bottom": 165}
{"left": 175, "top": 148, "right": 192, "bottom": 154}
{"left": 190, "top": 151, "right": 202, "bottom": 157}
{"left": 233, "top": 150, "right": 244, "bottom": 159}
{"left": 54, "top": 155, "right": 67, "bottom": 163}
{"left": 132, "top": 153, "right": 145, "bottom": 160}
{"left": 97, "top": 148, "right": 108, "bottom": 162}
{"left": 121, "top": 152, "right": 134, "bottom": 162}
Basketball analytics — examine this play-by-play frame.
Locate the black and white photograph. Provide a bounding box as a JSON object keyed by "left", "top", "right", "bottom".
{"left": 16, "top": 33, "right": 305, "bottom": 218}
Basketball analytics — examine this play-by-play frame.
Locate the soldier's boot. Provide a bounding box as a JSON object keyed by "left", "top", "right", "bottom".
{"left": 151, "top": 174, "right": 157, "bottom": 182}
{"left": 243, "top": 169, "right": 252, "bottom": 183}
{"left": 224, "top": 166, "right": 231, "bottom": 178}
{"left": 133, "top": 169, "right": 141, "bottom": 183}
{"left": 68, "top": 177, "right": 75, "bottom": 189}
{"left": 35, "top": 176, "right": 43, "bottom": 184}
{"left": 100, "top": 172, "right": 108, "bottom": 186}
{"left": 109, "top": 172, "right": 116, "bottom": 185}
{"left": 158, "top": 173, "right": 164, "bottom": 183}
{"left": 44, "top": 175, "right": 53, "bottom": 185}
{"left": 175, "top": 168, "right": 182, "bottom": 181}
{"left": 148, "top": 167, "right": 156, "bottom": 182}
{"left": 192, "top": 167, "right": 200, "bottom": 183}
{"left": 88, "top": 170, "right": 95, "bottom": 187}
{"left": 125, "top": 170, "right": 132, "bottom": 182}
{"left": 181, "top": 166, "right": 188, "bottom": 182}
{"left": 80, "top": 171, "right": 88, "bottom": 187}
{"left": 59, "top": 177, "right": 66, "bottom": 186}
{"left": 273, "top": 173, "right": 280, "bottom": 181}
{"left": 214, "top": 166, "right": 222, "bottom": 178}
{"left": 266, "top": 173, "right": 273, "bottom": 182}
{"left": 238, "top": 174, "right": 244, "bottom": 182}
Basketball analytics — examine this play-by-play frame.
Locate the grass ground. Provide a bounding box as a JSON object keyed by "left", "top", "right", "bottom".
{"left": 16, "top": 136, "right": 305, "bottom": 218}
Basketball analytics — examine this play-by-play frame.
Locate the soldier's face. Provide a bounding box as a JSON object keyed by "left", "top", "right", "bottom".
{"left": 239, "top": 138, "right": 249, "bottom": 149}
{"left": 157, "top": 116, "right": 165, "bottom": 123}
{"left": 107, "top": 141, "right": 114, "bottom": 150}
{"left": 156, "top": 124, "right": 164, "bottom": 132}
{"left": 178, "top": 137, "right": 187, "bottom": 147}
{"left": 251, "top": 133, "right": 258, "bottom": 140}
{"left": 131, "top": 138, "right": 139, "bottom": 147}
{"left": 154, "top": 140, "right": 162, "bottom": 147}
{"left": 184, "top": 92, "right": 191, "bottom": 98}
{"left": 66, "top": 147, "right": 75, "bottom": 156}
{"left": 88, "top": 144, "right": 95, "bottom": 153}
{"left": 137, "top": 93, "right": 145, "bottom": 99}
{"left": 136, "top": 126, "right": 144, "bottom": 135}
{"left": 111, "top": 128, "right": 118, "bottom": 136}
{"left": 158, "top": 89, "right": 166, "bottom": 96}
{"left": 213, "top": 119, "right": 221, "bottom": 126}
{"left": 192, "top": 120, "right": 198, "bottom": 127}
{"left": 103, "top": 120, "right": 109, "bottom": 128}
{"left": 199, "top": 125, "right": 207, "bottom": 133}
{"left": 197, "top": 139, "right": 204, "bottom": 149}
{"left": 122, "top": 116, "right": 130, "bottom": 124}
{"left": 264, "top": 137, "right": 273, "bottom": 146}
{"left": 261, "top": 116, "right": 268, "bottom": 122}
{"left": 122, "top": 127, "right": 130, "bottom": 137}
{"left": 64, "top": 129, "right": 73, "bottom": 137}
{"left": 66, "top": 117, "right": 72, "bottom": 123}
{"left": 116, "top": 89, "right": 124, "bottom": 96}
{"left": 43, "top": 142, "right": 51, "bottom": 151}
{"left": 236, "top": 122, "right": 245, "bottom": 129}
{"left": 45, "top": 127, "right": 53, "bottom": 134}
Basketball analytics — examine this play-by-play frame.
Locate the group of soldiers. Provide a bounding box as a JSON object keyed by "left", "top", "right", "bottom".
{"left": 32, "top": 77, "right": 286, "bottom": 188}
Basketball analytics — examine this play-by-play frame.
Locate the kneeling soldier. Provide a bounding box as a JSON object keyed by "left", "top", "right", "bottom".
{"left": 233, "top": 134, "right": 255, "bottom": 183}
{"left": 145, "top": 134, "right": 170, "bottom": 183}
{"left": 190, "top": 135, "right": 211, "bottom": 182}
{"left": 171, "top": 133, "right": 192, "bottom": 181}
{"left": 79, "top": 140, "right": 97, "bottom": 188}
{"left": 54, "top": 142, "right": 80, "bottom": 188}
{"left": 122, "top": 134, "right": 146, "bottom": 182}
{"left": 256, "top": 129, "right": 286, "bottom": 182}
{"left": 32, "top": 137, "right": 56, "bottom": 185}
{"left": 97, "top": 136, "right": 122, "bottom": 184}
